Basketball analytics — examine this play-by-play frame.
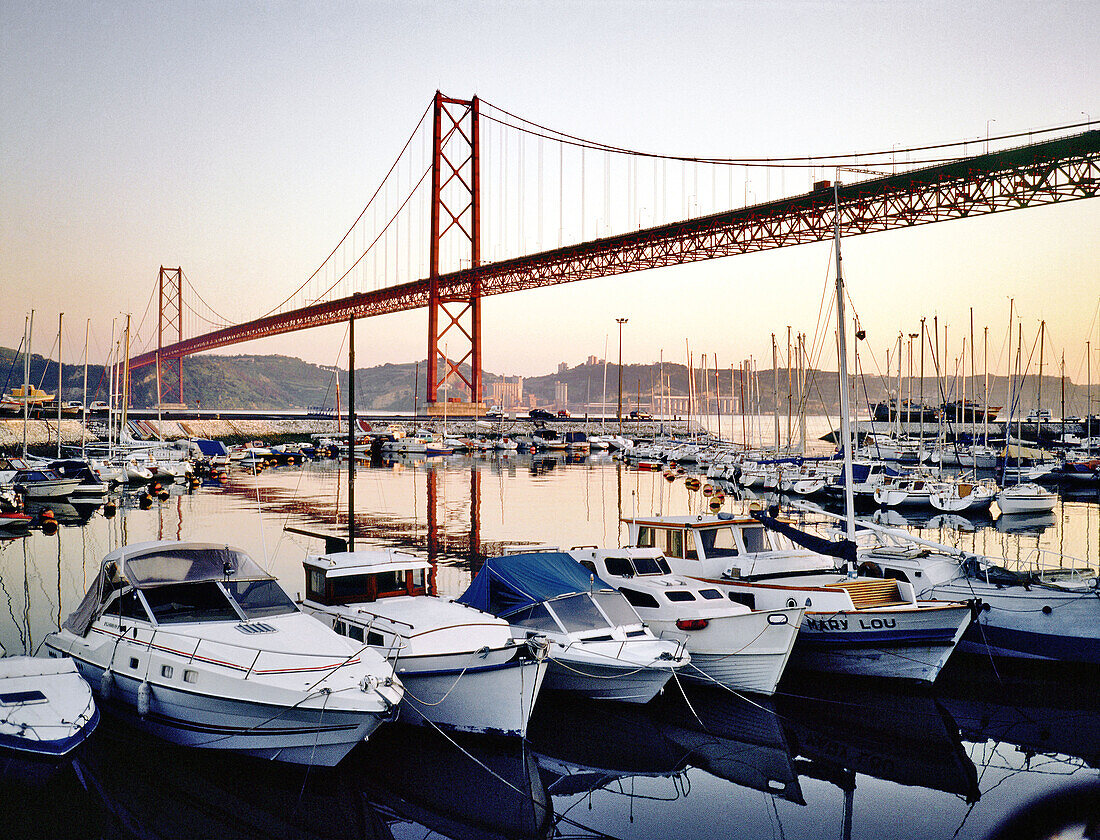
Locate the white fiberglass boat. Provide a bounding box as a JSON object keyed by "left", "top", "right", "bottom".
{"left": 623, "top": 513, "right": 972, "bottom": 683}
{"left": 995, "top": 482, "right": 1057, "bottom": 514}
{"left": 0, "top": 656, "right": 99, "bottom": 759}
{"left": 850, "top": 522, "right": 1100, "bottom": 665}
{"left": 929, "top": 477, "right": 997, "bottom": 513}
{"left": 300, "top": 547, "right": 548, "bottom": 737}
{"left": 45, "top": 541, "right": 403, "bottom": 766}
{"left": 567, "top": 546, "right": 802, "bottom": 695}
{"left": 458, "top": 551, "right": 689, "bottom": 703}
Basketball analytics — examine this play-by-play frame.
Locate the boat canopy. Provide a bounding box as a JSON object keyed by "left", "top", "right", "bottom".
{"left": 457, "top": 551, "right": 615, "bottom": 618}
{"left": 191, "top": 438, "right": 229, "bottom": 457}
{"left": 63, "top": 541, "right": 274, "bottom": 636}
{"left": 749, "top": 510, "right": 857, "bottom": 565}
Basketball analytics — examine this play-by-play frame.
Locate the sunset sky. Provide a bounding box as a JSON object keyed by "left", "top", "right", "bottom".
{"left": 3, "top": 1, "right": 1097, "bottom": 388}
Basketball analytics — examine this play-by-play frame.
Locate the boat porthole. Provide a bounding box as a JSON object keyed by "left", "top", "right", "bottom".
{"left": 129, "top": 657, "right": 139, "bottom": 669}
{"left": 804, "top": 598, "right": 812, "bottom": 608}
{"left": 786, "top": 598, "right": 797, "bottom": 609}
{"left": 1042, "top": 606, "right": 1052, "bottom": 615}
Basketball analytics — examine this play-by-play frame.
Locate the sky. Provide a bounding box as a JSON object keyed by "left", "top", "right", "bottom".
{"left": 2, "top": 0, "right": 1098, "bottom": 388}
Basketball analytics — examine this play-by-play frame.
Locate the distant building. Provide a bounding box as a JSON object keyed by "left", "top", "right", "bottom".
{"left": 491, "top": 376, "right": 524, "bottom": 409}
{"left": 555, "top": 381, "right": 568, "bottom": 408}
{"left": 586, "top": 355, "right": 598, "bottom": 366}
{"left": 557, "top": 362, "right": 569, "bottom": 374}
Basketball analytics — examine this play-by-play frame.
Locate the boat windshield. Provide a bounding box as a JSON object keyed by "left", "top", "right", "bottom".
{"left": 630, "top": 554, "right": 672, "bottom": 575}
{"left": 697, "top": 526, "right": 742, "bottom": 558}
{"left": 548, "top": 593, "right": 613, "bottom": 633}
{"left": 142, "top": 581, "right": 241, "bottom": 624}
{"left": 507, "top": 602, "right": 561, "bottom": 633}
{"left": 592, "top": 590, "right": 643, "bottom": 627}
{"left": 224, "top": 579, "right": 298, "bottom": 619}
{"left": 123, "top": 546, "right": 273, "bottom": 588}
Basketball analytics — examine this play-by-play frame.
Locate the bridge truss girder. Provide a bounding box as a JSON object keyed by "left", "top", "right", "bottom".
{"left": 129, "top": 130, "right": 1099, "bottom": 370}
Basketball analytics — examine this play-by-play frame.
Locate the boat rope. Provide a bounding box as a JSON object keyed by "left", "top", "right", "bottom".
{"left": 417, "top": 714, "right": 626, "bottom": 840}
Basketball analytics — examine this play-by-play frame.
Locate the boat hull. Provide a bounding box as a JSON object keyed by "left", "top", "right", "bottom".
{"left": 394, "top": 652, "right": 547, "bottom": 737}
{"left": 542, "top": 657, "right": 675, "bottom": 703}
{"left": 652, "top": 608, "right": 802, "bottom": 695}
{"left": 788, "top": 604, "right": 972, "bottom": 682}
{"left": 58, "top": 655, "right": 389, "bottom": 766}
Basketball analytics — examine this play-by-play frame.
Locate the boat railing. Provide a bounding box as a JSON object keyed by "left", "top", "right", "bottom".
{"left": 127, "top": 625, "right": 369, "bottom": 679}
{"left": 1016, "top": 547, "right": 1097, "bottom": 581}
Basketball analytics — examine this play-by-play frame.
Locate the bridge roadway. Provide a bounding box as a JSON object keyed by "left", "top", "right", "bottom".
{"left": 129, "top": 129, "right": 1100, "bottom": 371}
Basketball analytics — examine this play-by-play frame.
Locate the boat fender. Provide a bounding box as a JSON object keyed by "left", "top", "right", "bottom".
{"left": 857, "top": 561, "right": 883, "bottom": 578}
{"left": 137, "top": 681, "right": 151, "bottom": 717}
{"left": 99, "top": 669, "right": 114, "bottom": 700}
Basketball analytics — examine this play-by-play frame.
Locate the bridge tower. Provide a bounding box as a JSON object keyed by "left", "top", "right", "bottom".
{"left": 157, "top": 266, "right": 184, "bottom": 405}
{"left": 427, "top": 91, "right": 482, "bottom": 409}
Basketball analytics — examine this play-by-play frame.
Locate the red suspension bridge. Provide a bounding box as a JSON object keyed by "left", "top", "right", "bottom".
{"left": 127, "top": 92, "right": 1100, "bottom": 408}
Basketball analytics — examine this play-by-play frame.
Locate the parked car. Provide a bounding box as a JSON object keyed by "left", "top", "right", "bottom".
{"left": 629, "top": 410, "right": 653, "bottom": 421}
{"left": 529, "top": 408, "right": 555, "bottom": 421}
{"left": 556, "top": 409, "right": 571, "bottom": 418}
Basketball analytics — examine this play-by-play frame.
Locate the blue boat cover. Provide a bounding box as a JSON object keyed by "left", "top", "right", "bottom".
{"left": 193, "top": 438, "right": 229, "bottom": 456}
{"left": 457, "top": 551, "right": 614, "bottom": 618}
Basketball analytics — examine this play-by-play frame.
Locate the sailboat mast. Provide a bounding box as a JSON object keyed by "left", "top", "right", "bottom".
{"left": 22, "top": 311, "right": 33, "bottom": 458}
{"left": 82, "top": 319, "right": 89, "bottom": 457}
{"left": 832, "top": 182, "right": 856, "bottom": 541}
{"left": 348, "top": 317, "right": 355, "bottom": 551}
{"left": 57, "top": 312, "right": 63, "bottom": 459}
{"left": 1037, "top": 320, "right": 1045, "bottom": 416}
{"left": 772, "top": 334, "right": 780, "bottom": 453}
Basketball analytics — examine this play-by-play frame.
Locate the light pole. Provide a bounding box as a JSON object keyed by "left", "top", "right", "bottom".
{"left": 616, "top": 317, "right": 628, "bottom": 432}
{"left": 986, "top": 119, "right": 996, "bottom": 154}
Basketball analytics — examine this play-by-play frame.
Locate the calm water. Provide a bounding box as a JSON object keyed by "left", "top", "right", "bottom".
{"left": 2, "top": 452, "right": 1098, "bottom": 840}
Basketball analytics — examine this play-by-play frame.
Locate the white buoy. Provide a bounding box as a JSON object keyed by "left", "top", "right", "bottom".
{"left": 137, "top": 680, "right": 152, "bottom": 716}
{"left": 99, "top": 669, "right": 114, "bottom": 699}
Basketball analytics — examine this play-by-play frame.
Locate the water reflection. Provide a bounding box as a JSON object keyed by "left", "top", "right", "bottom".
{"left": 1, "top": 453, "right": 1098, "bottom": 839}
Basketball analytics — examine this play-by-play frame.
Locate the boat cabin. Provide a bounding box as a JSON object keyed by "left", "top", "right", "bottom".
{"left": 303, "top": 550, "right": 430, "bottom": 607}
{"left": 64, "top": 541, "right": 298, "bottom": 636}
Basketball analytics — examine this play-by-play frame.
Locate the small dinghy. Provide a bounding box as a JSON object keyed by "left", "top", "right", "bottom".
{"left": 0, "top": 656, "right": 98, "bottom": 759}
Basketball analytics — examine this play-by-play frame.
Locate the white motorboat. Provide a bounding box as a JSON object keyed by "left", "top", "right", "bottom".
{"left": 623, "top": 513, "right": 972, "bottom": 683}
{"left": 567, "top": 546, "right": 802, "bottom": 695}
{"left": 458, "top": 551, "right": 689, "bottom": 703}
{"left": 45, "top": 540, "right": 403, "bottom": 766}
{"left": 0, "top": 458, "right": 82, "bottom": 499}
{"left": 995, "top": 482, "right": 1057, "bottom": 514}
{"left": 0, "top": 656, "right": 99, "bottom": 759}
{"left": 300, "top": 547, "right": 548, "bottom": 737}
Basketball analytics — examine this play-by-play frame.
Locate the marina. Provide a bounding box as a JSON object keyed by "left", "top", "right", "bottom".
{"left": 1, "top": 446, "right": 1098, "bottom": 839}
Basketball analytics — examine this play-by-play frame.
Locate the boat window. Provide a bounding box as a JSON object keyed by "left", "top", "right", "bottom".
{"left": 330, "top": 575, "right": 374, "bottom": 603}
{"left": 698, "top": 527, "right": 740, "bottom": 558}
{"left": 740, "top": 526, "right": 770, "bottom": 553}
{"left": 507, "top": 602, "right": 561, "bottom": 633}
{"left": 117, "top": 589, "right": 152, "bottom": 621}
{"left": 592, "top": 590, "right": 643, "bottom": 628}
{"left": 630, "top": 554, "right": 671, "bottom": 575}
{"left": 550, "top": 593, "right": 613, "bottom": 632}
{"left": 578, "top": 560, "right": 598, "bottom": 576}
{"left": 635, "top": 527, "right": 657, "bottom": 548}
{"left": 408, "top": 567, "right": 426, "bottom": 593}
{"left": 699, "top": 589, "right": 724, "bottom": 600}
{"left": 306, "top": 569, "right": 326, "bottom": 601}
{"left": 665, "top": 590, "right": 696, "bottom": 602}
{"left": 347, "top": 624, "right": 364, "bottom": 643}
{"left": 143, "top": 581, "right": 240, "bottom": 624}
{"left": 619, "top": 587, "right": 660, "bottom": 609}
{"left": 604, "top": 556, "right": 634, "bottom": 577}
{"left": 224, "top": 579, "right": 298, "bottom": 618}
{"left": 665, "top": 530, "right": 685, "bottom": 559}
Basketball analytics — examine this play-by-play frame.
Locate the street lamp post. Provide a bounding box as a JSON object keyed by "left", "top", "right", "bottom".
{"left": 616, "top": 317, "right": 628, "bottom": 432}
{"left": 986, "top": 118, "right": 996, "bottom": 154}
